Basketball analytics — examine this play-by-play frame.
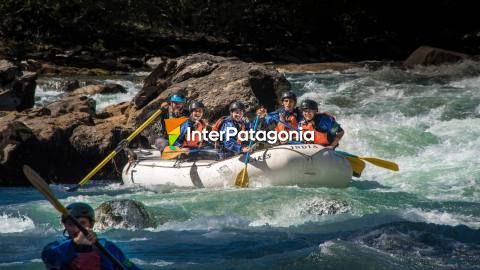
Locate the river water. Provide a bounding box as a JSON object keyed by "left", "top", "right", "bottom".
{"left": 1, "top": 61, "right": 480, "bottom": 269}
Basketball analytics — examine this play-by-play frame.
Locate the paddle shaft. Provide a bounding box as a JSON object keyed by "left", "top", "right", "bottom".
{"left": 244, "top": 116, "right": 260, "bottom": 165}
{"left": 235, "top": 116, "right": 260, "bottom": 187}
{"left": 69, "top": 109, "right": 164, "bottom": 191}
{"left": 22, "top": 166, "right": 127, "bottom": 270}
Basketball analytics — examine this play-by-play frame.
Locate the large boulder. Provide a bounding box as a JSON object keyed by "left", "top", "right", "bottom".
{"left": 403, "top": 46, "right": 470, "bottom": 68}
{"left": 0, "top": 60, "right": 37, "bottom": 111}
{"left": 130, "top": 53, "right": 290, "bottom": 136}
{"left": 94, "top": 199, "right": 158, "bottom": 230}
{"left": 0, "top": 94, "right": 146, "bottom": 185}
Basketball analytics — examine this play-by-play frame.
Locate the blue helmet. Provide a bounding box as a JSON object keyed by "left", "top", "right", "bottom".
{"left": 169, "top": 93, "right": 186, "bottom": 103}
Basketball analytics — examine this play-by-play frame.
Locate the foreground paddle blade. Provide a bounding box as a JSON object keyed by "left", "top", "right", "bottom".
{"left": 23, "top": 165, "right": 69, "bottom": 214}
{"left": 22, "top": 165, "right": 128, "bottom": 270}
{"left": 359, "top": 157, "right": 399, "bottom": 171}
{"left": 343, "top": 156, "right": 366, "bottom": 177}
{"left": 235, "top": 167, "right": 249, "bottom": 187}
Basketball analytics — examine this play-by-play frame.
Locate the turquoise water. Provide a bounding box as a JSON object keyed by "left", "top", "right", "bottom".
{"left": 1, "top": 62, "right": 480, "bottom": 269}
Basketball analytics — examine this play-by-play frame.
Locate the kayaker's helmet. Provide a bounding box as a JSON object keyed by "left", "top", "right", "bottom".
{"left": 65, "top": 202, "right": 95, "bottom": 222}
{"left": 229, "top": 101, "right": 245, "bottom": 112}
{"left": 169, "top": 92, "right": 187, "bottom": 103}
{"left": 189, "top": 100, "right": 205, "bottom": 112}
{"left": 300, "top": 99, "right": 318, "bottom": 112}
{"left": 281, "top": 91, "right": 297, "bottom": 102}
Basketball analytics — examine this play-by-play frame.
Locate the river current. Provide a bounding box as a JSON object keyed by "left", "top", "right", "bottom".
{"left": 1, "top": 61, "right": 479, "bottom": 269}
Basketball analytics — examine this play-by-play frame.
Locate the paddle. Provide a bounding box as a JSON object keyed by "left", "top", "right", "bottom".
{"left": 161, "top": 146, "right": 219, "bottom": 160}
{"left": 335, "top": 151, "right": 399, "bottom": 172}
{"left": 67, "top": 109, "right": 164, "bottom": 192}
{"left": 22, "top": 165, "right": 128, "bottom": 270}
{"left": 267, "top": 114, "right": 399, "bottom": 173}
{"left": 234, "top": 116, "right": 260, "bottom": 188}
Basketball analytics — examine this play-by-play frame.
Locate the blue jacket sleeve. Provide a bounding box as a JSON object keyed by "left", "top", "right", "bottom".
{"left": 41, "top": 240, "right": 76, "bottom": 269}
{"left": 263, "top": 110, "right": 280, "bottom": 126}
{"left": 221, "top": 121, "right": 242, "bottom": 153}
{"left": 101, "top": 240, "right": 141, "bottom": 270}
{"left": 316, "top": 115, "right": 340, "bottom": 135}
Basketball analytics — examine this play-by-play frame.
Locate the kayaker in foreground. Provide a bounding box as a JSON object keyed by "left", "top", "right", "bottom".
{"left": 42, "top": 202, "right": 140, "bottom": 270}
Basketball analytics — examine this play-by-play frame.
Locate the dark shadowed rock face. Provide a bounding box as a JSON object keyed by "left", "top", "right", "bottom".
{"left": 0, "top": 60, "right": 37, "bottom": 111}
{"left": 403, "top": 46, "right": 470, "bottom": 68}
{"left": 94, "top": 199, "right": 158, "bottom": 231}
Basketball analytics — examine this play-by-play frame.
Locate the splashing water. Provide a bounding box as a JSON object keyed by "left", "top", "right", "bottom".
{"left": 2, "top": 61, "right": 480, "bottom": 269}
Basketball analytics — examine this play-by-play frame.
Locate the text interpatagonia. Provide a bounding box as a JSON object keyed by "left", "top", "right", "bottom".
{"left": 186, "top": 127, "right": 314, "bottom": 144}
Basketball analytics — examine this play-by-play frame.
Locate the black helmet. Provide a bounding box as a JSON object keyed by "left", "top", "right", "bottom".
{"left": 300, "top": 99, "right": 318, "bottom": 112}
{"left": 65, "top": 202, "right": 95, "bottom": 222}
{"left": 229, "top": 101, "right": 245, "bottom": 112}
{"left": 169, "top": 92, "right": 187, "bottom": 103}
{"left": 189, "top": 100, "right": 205, "bottom": 112}
{"left": 281, "top": 91, "right": 297, "bottom": 102}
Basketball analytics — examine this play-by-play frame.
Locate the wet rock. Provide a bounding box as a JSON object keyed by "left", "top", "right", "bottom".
{"left": 0, "top": 60, "right": 37, "bottom": 111}
{"left": 145, "top": 57, "right": 165, "bottom": 69}
{"left": 0, "top": 121, "right": 39, "bottom": 186}
{"left": 39, "top": 63, "right": 111, "bottom": 76}
{"left": 274, "top": 62, "right": 363, "bottom": 73}
{"left": 300, "top": 198, "right": 350, "bottom": 216}
{"left": 0, "top": 109, "right": 94, "bottom": 185}
{"left": 0, "top": 60, "right": 21, "bottom": 84}
{"left": 172, "top": 61, "right": 218, "bottom": 83}
{"left": 46, "top": 95, "right": 96, "bottom": 117}
{"left": 94, "top": 199, "right": 158, "bottom": 230}
{"left": 403, "top": 46, "right": 470, "bottom": 67}
{"left": 60, "top": 80, "right": 80, "bottom": 92}
{"left": 117, "top": 56, "right": 145, "bottom": 69}
{"left": 69, "top": 83, "right": 126, "bottom": 96}
{"left": 132, "top": 53, "right": 290, "bottom": 129}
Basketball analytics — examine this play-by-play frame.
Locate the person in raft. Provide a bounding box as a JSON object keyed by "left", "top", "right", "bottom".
{"left": 217, "top": 101, "right": 253, "bottom": 158}
{"left": 41, "top": 202, "right": 140, "bottom": 270}
{"left": 298, "top": 99, "right": 344, "bottom": 149}
{"left": 174, "top": 100, "right": 219, "bottom": 159}
{"left": 152, "top": 91, "right": 189, "bottom": 151}
{"left": 256, "top": 91, "right": 303, "bottom": 143}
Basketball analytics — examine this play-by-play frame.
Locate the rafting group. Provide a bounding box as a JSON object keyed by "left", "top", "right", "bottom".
{"left": 153, "top": 91, "right": 345, "bottom": 160}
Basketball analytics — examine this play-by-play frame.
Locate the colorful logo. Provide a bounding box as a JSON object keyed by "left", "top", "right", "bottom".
{"left": 164, "top": 117, "right": 188, "bottom": 146}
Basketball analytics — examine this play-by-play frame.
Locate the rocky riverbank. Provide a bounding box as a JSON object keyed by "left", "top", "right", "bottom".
{"left": 0, "top": 53, "right": 289, "bottom": 186}
{"left": 0, "top": 46, "right": 474, "bottom": 186}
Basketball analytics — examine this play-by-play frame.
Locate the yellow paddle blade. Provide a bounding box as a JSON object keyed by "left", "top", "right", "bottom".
{"left": 359, "top": 157, "right": 399, "bottom": 171}
{"left": 161, "top": 146, "right": 188, "bottom": 160}
{"left": 23, "top": 165, "right": 69, "bottom": 215}
{"left": 235, "top": 167, "right": 249, "bottom": 187}
{"left": 344, "top": 156, "right": 366, "bottom": 177}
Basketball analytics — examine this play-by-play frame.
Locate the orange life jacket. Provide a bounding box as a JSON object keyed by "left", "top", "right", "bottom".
{"left": 301, "top": 120, "right": 329, "bottom": 146}
{"left": 183, "top": 119, "right": 207, "bottom": 148}
{"left": 275, "top": 113, "right": 299, "bottom": 133}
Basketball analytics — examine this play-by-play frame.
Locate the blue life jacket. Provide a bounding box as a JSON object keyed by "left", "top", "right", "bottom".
{"left": 41, "top": 238, "right": 140, "bottom": 270}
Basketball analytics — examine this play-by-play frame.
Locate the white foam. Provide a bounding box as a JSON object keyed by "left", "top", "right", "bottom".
{"left": 401, "top": 208, "right": 480, "bottom": 229}
{"left": 130, "top": 258, "right": 173, "bottom": 267}
{"left": 0, "top": 212, "right": 35, "bottom": 233}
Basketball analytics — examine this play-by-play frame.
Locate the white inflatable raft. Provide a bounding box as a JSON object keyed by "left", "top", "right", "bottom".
{"left": 122, "top": 144, "right": 353, "bottom": 188}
